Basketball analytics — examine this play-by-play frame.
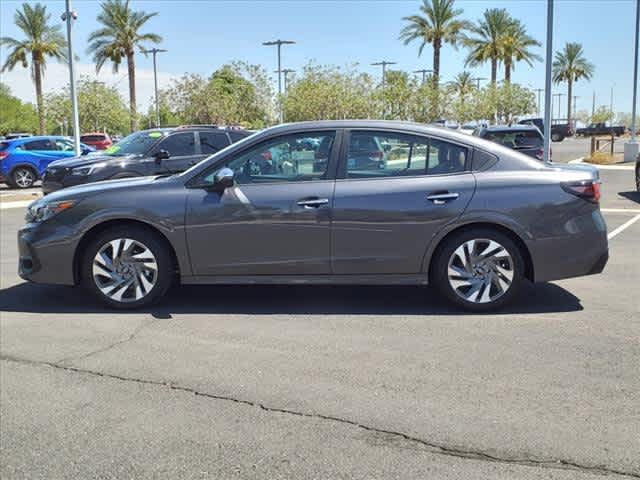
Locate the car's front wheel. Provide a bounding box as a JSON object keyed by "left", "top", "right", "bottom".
{"left": 431, "top": 228, "right": 525, "bottom": 312}
{"left": 81, "top": 226, "right": 173, "bottom": 309}
{"left": 551, "top": 132, "right": 562, "bottom": 142}
{"left": 11, "top": 167, "right": 37, "bottom": 189}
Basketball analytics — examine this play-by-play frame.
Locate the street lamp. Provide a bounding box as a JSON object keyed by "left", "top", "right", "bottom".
{"left": 263, "top": 39, "right": 295, "bottom": 124}
{"left": 553, "top": 93, "right": 564, "bottom": 122}
{"left": 542, "top": 0, "right": 554, "bottom": 163}
{"left": 61, "top": 0, "right": 81, "bottom": 156}
{"left": 141, "top": 48, "right": 168, "bottom": 127}
{"left": 624, "top": 0, "right": 639, "bottom": 162}
{"left": 372, "top": 61, "right": 397, "bottom": 119}
{"left": 275, "top": 68, "right": 295, "bottom": 94}
{"left": 472, "top": 77, "right": 487, "bottom": 90}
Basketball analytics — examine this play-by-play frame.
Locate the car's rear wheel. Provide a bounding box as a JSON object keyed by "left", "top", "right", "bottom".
{"left": 81, "top": 226, "right": 173, "bottom": 309}
{"left": 432, "top": 228, "right": 525, "bottom": 312}
{"left": 11, "top": 167, "right": 37, "bottom": 189}
{"left": 551, "top": 132, "right": 562, "bottom": 142}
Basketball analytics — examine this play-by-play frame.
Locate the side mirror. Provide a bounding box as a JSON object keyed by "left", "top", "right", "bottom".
{"left": 81, "top": 147, "right": 92, "bottom": 155}
{"left": 214, "top": 167, "right": 235, "bottom": 189}
{"left": 154, "top": 149, "right": 170, "bottom": 162}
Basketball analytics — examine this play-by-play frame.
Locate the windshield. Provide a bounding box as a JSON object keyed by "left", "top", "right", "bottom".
{"left": 103, "top": 130, "right": 166, "bottom": 156}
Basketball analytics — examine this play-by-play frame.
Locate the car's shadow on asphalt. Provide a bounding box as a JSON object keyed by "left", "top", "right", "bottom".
{"left": 0, "top": 281, "right": 583, "bottom": 316}
{"left": 618, "top": 191, "right": 640, "bottom": 204}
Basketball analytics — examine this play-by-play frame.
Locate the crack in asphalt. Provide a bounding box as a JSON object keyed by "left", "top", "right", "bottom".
{"left": 1, "top": 355, "right": 638, "bottom": 479}
{"left": 55, "top": 318, "right": 163, "bottom": 366}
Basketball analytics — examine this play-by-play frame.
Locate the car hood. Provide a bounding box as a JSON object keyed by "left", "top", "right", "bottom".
{"left": 48, "top": 153, "right": 133, "bottom": 169}
{"left": 43, "top": 175, "right": 165, "bottom": 203}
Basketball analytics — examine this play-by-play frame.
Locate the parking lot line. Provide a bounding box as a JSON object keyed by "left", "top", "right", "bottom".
{"left": 607, "top": 214, "right": 640, "bottom": 240}
{"left": 0, "top": 200, "right": 32, "bottom": 210}
{"left": 601, "top": 208, "right": 640, "bottom": 214}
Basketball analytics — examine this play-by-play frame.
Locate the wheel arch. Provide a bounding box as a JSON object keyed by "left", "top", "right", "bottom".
{"left": 73, "top": 218, "right": 181, "bottom": 285}
{"left": 9, "top": 162, "right": 40, "bottom": 179}
{"left": 425, "top": 221, "right": 535, "bottom": 283}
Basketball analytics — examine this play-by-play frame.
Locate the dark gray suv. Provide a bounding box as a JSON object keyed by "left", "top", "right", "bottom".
{"left": 19, "top": 121, "right": 608, "bottom": 311}
{"left": 41, "top": 126, "right": 250, "bottom": 194}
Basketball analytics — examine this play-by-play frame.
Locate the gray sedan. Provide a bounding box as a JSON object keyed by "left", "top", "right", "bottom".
{"left": 18, "top": 121, "right": 608, "bottom": 311}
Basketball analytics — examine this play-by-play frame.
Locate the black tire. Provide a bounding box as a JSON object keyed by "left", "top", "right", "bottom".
{"left": 431, "top": 228, "right": 526, "bottom": 312}
{"left": 80, "top": 226, "right": 173, "bottom": 309}
{"left": 551, "top": 132, "right": 562, "bottom": 142}
{"left": 636, "top": 165, "right": 640, "bottom": 193}
{"left": 11, "top": 166, "right": 37, "bottom": 189}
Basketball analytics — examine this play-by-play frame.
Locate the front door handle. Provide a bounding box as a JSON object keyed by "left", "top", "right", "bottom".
{"left": 297, "top": 198, "right": 329, "bottom": 208}
{"left": 427, "top": 192, "right": 459, "bottom": 205}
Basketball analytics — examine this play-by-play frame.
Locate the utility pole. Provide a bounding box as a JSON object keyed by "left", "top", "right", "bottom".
{"left": 372, "top": 61, "right": 397, "bottom": 119}
{"left": 543, "top": 0, "right": 554, "bottom": 163}
{"left": 62, "top": 0, "right": 80, "bottom": 156}
{"left": 141, "top": 48, "right": 168, "bottom": 127}
{"left": 553, "top": 93, "right": 564, "bottom": 122}
{"left": 263, "top": 39, "right": 296, "bottom": 124}
{"left": 413, "top": 69, "right": 432, "bottom": 85}
{"left": 275, "top": 68, "right": 295, "bottom": 94}
{"left": 472, "top": 77, "right": 487, "bottom": 90}
{"left": 534, "top": 88, "right": 544, "bottom": 116}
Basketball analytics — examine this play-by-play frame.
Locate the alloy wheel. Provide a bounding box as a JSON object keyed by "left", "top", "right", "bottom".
{"left": 447, "top": 238, "right": 514, "bottom": 304}
{"left": 92, "top": 238, "right": 158, "bottom": 303}
{"left": 14, "top": 168, "right": 35, "bottom": 188}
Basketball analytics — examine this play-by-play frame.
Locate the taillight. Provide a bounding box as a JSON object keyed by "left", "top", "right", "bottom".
{"left": 0, "top": 152, "right": 9, "bottom": 160}
{"left": 562, "top": 181, "right": 601, "bottom": 203}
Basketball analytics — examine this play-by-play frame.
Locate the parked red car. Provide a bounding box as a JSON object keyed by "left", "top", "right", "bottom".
{"left": 79, "top": 132, "right": 112, "bottom": 150}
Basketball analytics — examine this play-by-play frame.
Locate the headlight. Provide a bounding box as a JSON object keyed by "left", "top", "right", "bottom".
{"left": 26, "top": 200, "right": 76, "bottom": 223}
{"left": 71, "top": 162, "right": 106, "bottom": 176}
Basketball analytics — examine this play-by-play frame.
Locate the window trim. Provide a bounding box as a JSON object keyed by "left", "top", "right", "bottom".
{"left": 188, "top": 129, "right": 343, "bottom": 187}
{"left": 337, "top": 128, "right": 471, "bottom": 181}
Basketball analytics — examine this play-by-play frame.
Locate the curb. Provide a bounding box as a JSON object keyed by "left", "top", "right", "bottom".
{"left": 568, "top": 157, "right": 635, "bottom": 170}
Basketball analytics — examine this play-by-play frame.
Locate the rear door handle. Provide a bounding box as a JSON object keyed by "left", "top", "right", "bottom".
{"left": 427, "top": 192, "right": 459, "bottom": 205}
{"left": 297, "top": 198, "right": 329, "bottom": 208}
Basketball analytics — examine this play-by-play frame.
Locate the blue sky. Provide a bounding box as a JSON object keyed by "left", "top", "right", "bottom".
{"left": 1, "top": 0, "right": 638, "bottom": 117}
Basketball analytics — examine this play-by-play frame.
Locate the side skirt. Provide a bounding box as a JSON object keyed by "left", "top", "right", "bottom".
{"left": 181, "top": 274, "right": 429, "bottom": 286}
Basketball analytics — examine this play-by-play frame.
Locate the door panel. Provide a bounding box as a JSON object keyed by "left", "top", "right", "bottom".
{"left": 185, "top": 181, "right": 334, "bottom": 275}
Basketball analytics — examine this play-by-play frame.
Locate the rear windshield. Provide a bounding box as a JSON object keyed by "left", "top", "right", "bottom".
{"left": 485, "top": 130, "right": 543, "bottom": 149}
{"left": 81, "top": 135, "right": 107, "bottom": 142}
{"left": 0, "top": 142, "right": 9, "bottom": 151}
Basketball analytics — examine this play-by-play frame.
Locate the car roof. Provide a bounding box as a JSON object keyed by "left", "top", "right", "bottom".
{"left": 481, "top": 125, "right": 541, "bottom": 132}
{"left": 7, "top": 135, "right": 70, "bottom": 143}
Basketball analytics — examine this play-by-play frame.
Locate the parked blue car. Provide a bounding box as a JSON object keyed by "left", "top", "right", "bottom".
{"left": 0, "top": 136, "right": 94, "bottom": 189}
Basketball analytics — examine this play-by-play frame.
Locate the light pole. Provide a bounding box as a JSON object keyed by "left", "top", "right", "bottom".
{"left": 543, "top": 0, "right": 554, "bottom": 163}
{"left": 141, "top": 48, "right": 167, "bottom": 127}
{"left": 413, "top": 69, "right": 432, "bottom": 85}
{"left": 625, "top": 0, "right": 639, "bottom": 161}
{"left": 534, "top": 88, "right": 544, "bottom": 116}
{"left": 372, "top": 61, "right": 397, "bottom": 119}
{"left": 62, "top": 0, "right": 80, "bottom": 156}
{"left": 472, "top": 77, "right": 487, "bottom": 90}
{"left": 572, "top": 95, "right": 579, "bottom": 129}
{"left": 263, "top": 39, "right": 295, "bottom": 124}
{"left": 275, "top": 68, "right": 295, "bottom": 94}
{"left": 553, "top": 93, "right": 564, "bottom": 122}
{"left": 610, "top": 84, "right": 615, "bottom": 124}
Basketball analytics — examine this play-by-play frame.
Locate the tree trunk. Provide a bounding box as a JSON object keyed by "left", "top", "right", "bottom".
{"left": 33, "top": 56, "right": 45, "bottom": 135}
{"left": 126, "top": 50, "right": 137, "bottom": 132}
{"left": 504, "top": 59, "right": 511, "bottom": 84}
{"left": 432, "top": 38, "right": 441, "bottom": 86}
{"left": 566, "top": 79, "right": 573, "bottom": 130}
{"left": 490, "top": 58, "right": 497, "bottom": 85}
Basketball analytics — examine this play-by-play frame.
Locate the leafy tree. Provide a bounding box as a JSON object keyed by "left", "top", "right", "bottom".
{"left": 502, "top": 19, "right": 541, "bottom": 83}
{"left": 0, "top": 83, "right": 38, "bottom": 135}
{"left": 87, "top": 0, "right": 162, "bottom": 132}
{"left": 552, "top": 42, "right": 594, "bottom": 129}
{"left": 399, "top": 0, "right": 470, "bottom": 83}
{"left": 464, "top": 8, "right": 511, "bottom": 85}
{"left": 43, "top": 76, "right": 129, "bottom": 134}
{"left": 494, "top": 83, "right": 535, "bottom": 123}
{"left": 591, "top": 106, "right": 613, "bottom": 124}
{"left": 447, "top": 71, "right": 475, "bottom": 97}
{"left": 0, "top": 2, "right": 67, "bottom": 134}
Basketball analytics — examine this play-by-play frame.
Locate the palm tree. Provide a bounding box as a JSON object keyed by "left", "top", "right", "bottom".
{"left": 552, "top": 42, "right": 594, "bottom": 129}
{"left": 502, "top": 19, "right": 541, "bottom": 83}
{"left": 448, "top": 71, "right": 475, "bottom": 97}
{"left": 399, "top": 0, "right": 470, "bottom": 84}
{"left": 463, "top": 8, "right": 512, "bottom": 85}
{"left": 1, "top": 3, "right": 67, "bottom": 134}
{"left": 87, "top": 0, "right": 161, "bottom": 132}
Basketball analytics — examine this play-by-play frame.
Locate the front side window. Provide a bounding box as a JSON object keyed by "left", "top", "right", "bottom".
{"left": 54, "top": 139, "right": 75, "bottom": 151}
{"left": 345, "top": 132, "right": 467, "bottom": 178}
{"left": 213, "top": 132, "right": 335, "bottom": 185}
{"left": 157, "top": 132, "right": 196, "bottom": 157}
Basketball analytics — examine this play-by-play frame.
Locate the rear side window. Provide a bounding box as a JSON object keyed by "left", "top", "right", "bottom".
{"left": 23, "top": 139, "right": 54, "bottom": 150}
{"left": 199, "top": 131, "right": 229, "bottom": 154}
{"left": 229, "top": 131, "right": 249, "bottom": 143}
{"left": 344, "top": 131, "right": 467, "bottom": 179}
{"left": 156, "top": 132, "right": 196, "bottom": 157}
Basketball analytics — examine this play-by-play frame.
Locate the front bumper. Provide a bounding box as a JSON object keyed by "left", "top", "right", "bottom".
{"left": 18, "top": 221, "right": 77, "bottom": 286}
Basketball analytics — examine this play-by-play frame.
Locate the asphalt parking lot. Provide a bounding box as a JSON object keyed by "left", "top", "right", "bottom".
{"left": 1, "top": 166, "right": 639, "bottom": 478}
